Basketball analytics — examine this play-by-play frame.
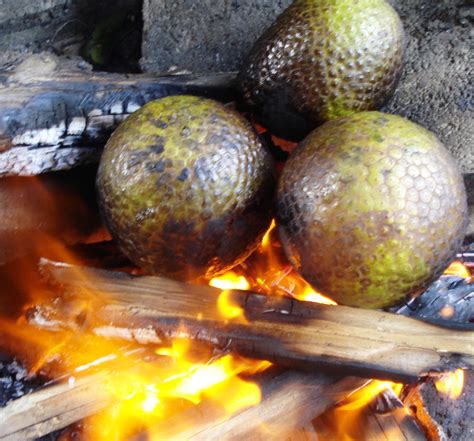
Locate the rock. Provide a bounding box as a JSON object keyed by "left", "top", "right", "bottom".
{"left": 384, "top": 0, "right": 473, "bottom": 173}
{"left": 140, "top": 0, "right": 292, "bottom": 73}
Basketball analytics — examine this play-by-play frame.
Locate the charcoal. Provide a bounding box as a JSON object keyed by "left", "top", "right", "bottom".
{"left": 0, "top": 355, "right": 43, "bottom": 407}
{"left": 393, "top": 276, "right": 474, "bottom": 330}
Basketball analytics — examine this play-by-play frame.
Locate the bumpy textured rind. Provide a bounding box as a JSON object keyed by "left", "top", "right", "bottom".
{"left": 97, "top": 95, "right": 275, "bottom": 281}
{"left": 277, "top": 112, "right": 468, "bottom": 309}
{"left": 238, "top": 0, "right": 404, "bottom": 139}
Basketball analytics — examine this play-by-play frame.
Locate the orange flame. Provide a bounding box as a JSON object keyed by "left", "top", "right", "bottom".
{"left": 86, "top": 340, "right": 270, "bottom": 440}
{"left": 338, "top": 380, "right": 403, "bottom": 412}
{"left": 213, "top": 219, "right": 336, "bottom": 305}
{"left": 210, "top": 271, "right": 250, "bottom": 291}
{"left": 444, "top": 261, "right": 471, "bottom": 280}
{"left": 435, "top": 369, "right": 465, "bottom": 400}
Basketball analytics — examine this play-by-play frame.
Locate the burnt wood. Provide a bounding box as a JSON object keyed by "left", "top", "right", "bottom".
{"left": 393, "top": 276, "right": 474, "bottom": 330}
{"left": 404, "top": 370, "right": 474, "bottom": 441}
{"left": 0, "top": 54, "right": 236, "bottom": 176}
{"left": 0, "top": 366, "right": 365, "bottom": 441}
{"left": 314, "top": 388, "right": 427, "bottom": 441}
{"left": 33, "top": 260, "right": 474, "bottom": 382}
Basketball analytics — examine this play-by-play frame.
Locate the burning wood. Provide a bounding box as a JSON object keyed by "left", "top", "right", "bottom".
{"left": 32, "top": 259, "right": 474, "bottom": 382}
{"left": 404, "top": 369, "right": 473, "bottom": 441}
{"left": 314, "top": 386, "right": 427, "bottom": 440}
{"left": 0, "top": 356, "right": 366, "bottom": 440}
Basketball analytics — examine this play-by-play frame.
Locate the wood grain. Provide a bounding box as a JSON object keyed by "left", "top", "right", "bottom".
{"left": 36, "top": 260, "right": 474, "bottom": 382}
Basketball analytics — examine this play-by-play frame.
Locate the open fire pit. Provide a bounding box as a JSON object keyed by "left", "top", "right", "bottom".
{"left": 0, "top": 1, "right": 473, "bottom": 440}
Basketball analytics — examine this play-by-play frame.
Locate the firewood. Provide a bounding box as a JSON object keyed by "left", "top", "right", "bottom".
{"left": 0, "top": 373, "right": 111, "bottom": 441}
{"left": 137, "top": 373, "right": 366, "bottom": 441}
{"left": 35, "top": 260, "right": 474, "bottom": 382}
{"left": 0, "top": 367, "right": 365, "bottom": 441}
{"left": 314, "top": 388, "right": 427, "bottom": 441}
{"left": 0, "top": 53, "right": 236, "bottom": 177}
{"left": 404, "top": 369, "right": 474, "bottom": 441}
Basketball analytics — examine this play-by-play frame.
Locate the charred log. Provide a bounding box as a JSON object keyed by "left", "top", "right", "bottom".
{"left": 404, "top": 370, "right": 474, "bottom": 441}
{"left": 0, "top": 53, "right": 236, "bottom": 176}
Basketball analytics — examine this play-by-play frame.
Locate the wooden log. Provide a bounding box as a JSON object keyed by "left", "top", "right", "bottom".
{"left": 313, "top": 388, "right": 427, "bottom": 441}
{"left": 35, "top": 260, "right": 474, "bottom": 382}
{"left": 0, "top": 373, "right": 112, "bottom": 441}
{"left": 0, "top": 367, "right": 365, "bottom": 441}
{"left": 403, "top": 369, "right": 474, "bottom": 441}
{"left": 393, "top": 275, "right": 474, "bottom": 331}
{"left": 0, "top": 53, "right": 236, "bottom": 176}
{"left": 154, "top": 373, "right": 366, "bottom": 441}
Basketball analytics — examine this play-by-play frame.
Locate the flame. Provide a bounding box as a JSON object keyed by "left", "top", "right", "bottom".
{"left": 0, "top": 225, "right": 271, "bottom": 440}
{"left": 435, "top": 369, "right": 465, "bottom": 400}
{"left": 315, "top": 380, "right": 404, "bottom": 440}
{"left": 213, "top": 219, "right": 337, "bottom": 305}
{"left": 86, "top": 340, "right": 269, "bottom": 440}
{"left": 444, "top": 261, "right": 471, "bottom": 280}
{"left": 210, "top": 271, "right": 250, "bottom": 291}
{"left": 338, "top": 380, "right": 403, "bottom": 412}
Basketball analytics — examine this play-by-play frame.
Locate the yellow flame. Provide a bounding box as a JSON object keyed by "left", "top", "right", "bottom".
{"left": 338, "top": 380, "right": 402, "bottom": 411}
{"left": 444, "top": 261, "right": 471, "bottom": 279}
{"left": 435, "top": 369, "right": 465, "bottom": 399}
{"left": 261, "top": 219, "right": 276, "bottom": 249}
{"left": 292, "top": 284, "right": 338, "bottom": 305}
{"left": 217, "top": 289, "right": 247, "bottom": 321}
{"left": 85, "top": 340, "right": 270, "bottom": 440}
{"left": 209, "top": 271, "right": 250, "bottom": 291}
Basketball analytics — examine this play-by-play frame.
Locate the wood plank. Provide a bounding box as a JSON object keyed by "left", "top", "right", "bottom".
{"left": 36, "top": 260, "right": 474, "bottom": 382}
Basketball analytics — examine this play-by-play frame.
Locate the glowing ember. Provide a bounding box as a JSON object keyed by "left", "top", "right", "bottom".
{"left": 444, "top": 261, "right": 471, "bottom": 280}
{"left": 435, "top": 369, "right": 465, "bottom": 400}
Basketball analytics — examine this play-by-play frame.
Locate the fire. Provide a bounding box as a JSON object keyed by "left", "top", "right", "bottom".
{"left": 444, "top": 261, "right": 471, "bottom": 280}
{"left": 210, "top": 271, "right": 250, "bottom": 291}
{"left": 338, "top": 380, "right": 403, "bottom": 412}
{"left": 212, "top": 219, "right": 336, "bottom": 305}
{"left": 435, "top": 369, "right": 465, "bottom": 400}
{"left": 86, "top": 340, "right": 270, "bottom": 440}
{"left": 1, "top": 172, "right": 467, "bottom": 441}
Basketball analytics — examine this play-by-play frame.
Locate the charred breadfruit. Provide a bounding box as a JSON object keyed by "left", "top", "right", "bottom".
{"left": 238, "top": 0, "right": 404, "bottom": 140}
{"left": 277, "top": 112, "right": 468, "bottom": 308}
{"left": 97, "top": 95, "right": 275, "bottom": 282}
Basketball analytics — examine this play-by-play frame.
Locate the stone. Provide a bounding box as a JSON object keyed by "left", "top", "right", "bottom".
{"left": 140, "top": 0, "right": 292, "bottom": 73}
